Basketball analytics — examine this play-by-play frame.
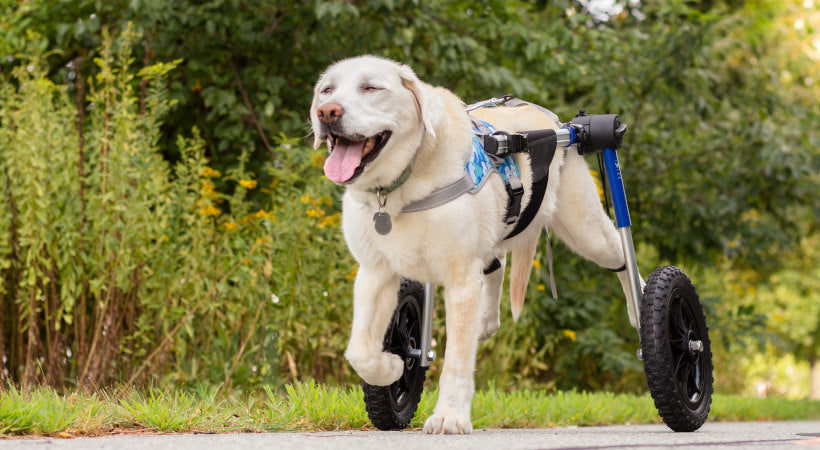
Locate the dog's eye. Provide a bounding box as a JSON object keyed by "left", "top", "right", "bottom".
{"left": 361, "top": 85, "right": 383, "bottom": 93}
{"left": 321, "top": 86, "right": 334, "bottom": 95}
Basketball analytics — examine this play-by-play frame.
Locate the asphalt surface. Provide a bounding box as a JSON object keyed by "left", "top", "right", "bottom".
{"left": 3, "top": 421, "right": 819, "bottom": 449}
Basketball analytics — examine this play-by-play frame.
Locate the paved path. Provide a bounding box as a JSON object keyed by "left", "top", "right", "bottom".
{"left": 3, "top": 421, "right": 820, "bottom": 449}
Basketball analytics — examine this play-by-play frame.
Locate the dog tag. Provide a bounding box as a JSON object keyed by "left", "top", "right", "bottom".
{"left": 373, "top": 211, "right": 392, "bottom": 235}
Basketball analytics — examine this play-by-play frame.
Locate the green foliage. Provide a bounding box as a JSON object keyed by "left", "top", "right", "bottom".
{"left": 2, "top": 1, "right": 814, "bottom": 264}
{"left": 0, "top": 385, "right": 87, "bottom": 434}
{"left": 709, "top": 393, "right": 820, "bottom": 421}
{"left": 706, "top": 233, "right": 820, "bottom": 394}
{"left": 0, "top": 29, "right": 354, "bottom": 388}
{"left": 0, "top": 1, "right": 817, "bottom": 393}
{"left": 118, "top": 387, "right": 222, "bottom": 431}
{"left": 2, "top": 383, "right": 819, "bottom": 436}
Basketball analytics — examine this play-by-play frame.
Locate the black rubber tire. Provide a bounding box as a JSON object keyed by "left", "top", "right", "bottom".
{"left": 362, "top": 278, "right": 428, "bottom": 430}
{"left": 640, "top": 266, "right": 713, "bottom": 432}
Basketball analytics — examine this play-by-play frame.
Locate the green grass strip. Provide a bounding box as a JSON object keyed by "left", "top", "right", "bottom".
{"left": 1, "top": 382, "right": 818, "bottom": 437}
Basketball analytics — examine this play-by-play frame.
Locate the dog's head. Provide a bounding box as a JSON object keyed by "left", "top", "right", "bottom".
{"left": 310, "top": 55, "right": 443, "bottom": 187}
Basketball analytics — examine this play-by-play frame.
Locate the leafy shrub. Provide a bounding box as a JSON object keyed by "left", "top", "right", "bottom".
{"left": 0, "top": 28, "right": 354, "bottom": 389}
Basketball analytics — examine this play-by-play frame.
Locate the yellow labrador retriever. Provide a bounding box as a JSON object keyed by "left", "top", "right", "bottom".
{"left": 310, "top": 55, "right": 636, "bottom": 434}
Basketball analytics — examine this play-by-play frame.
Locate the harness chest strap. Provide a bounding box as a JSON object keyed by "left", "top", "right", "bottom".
{"left": 401, "top": 173, "right": 474, "bottom": 213}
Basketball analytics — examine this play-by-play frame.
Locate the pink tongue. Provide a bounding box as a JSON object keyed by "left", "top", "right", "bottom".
{"left": 324, "top": 140, "right": 365, "bottom": 183}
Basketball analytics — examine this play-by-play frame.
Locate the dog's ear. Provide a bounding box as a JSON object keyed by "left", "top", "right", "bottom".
{"left": 399, "top": 66, "right": 443, "bottom": 139}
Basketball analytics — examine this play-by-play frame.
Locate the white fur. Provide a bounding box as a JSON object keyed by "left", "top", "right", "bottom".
{"left": 310, "top": 55, "right": 635, "bottom": 434}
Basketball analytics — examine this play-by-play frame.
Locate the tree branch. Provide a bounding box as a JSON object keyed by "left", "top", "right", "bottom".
{"left": 228, "top": 57, "right": 275, "bottom": 159}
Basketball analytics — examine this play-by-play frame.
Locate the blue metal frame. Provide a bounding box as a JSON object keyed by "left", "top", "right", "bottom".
{"left": 603, "top": 148, "right": 631, "bottom": 229}
{"left": 602, "top": 147, "right": 643, "bottom": 330}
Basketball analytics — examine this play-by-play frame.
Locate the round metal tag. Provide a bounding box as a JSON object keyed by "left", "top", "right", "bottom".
{"left": 373, "top": 212, "right": 392, "bottom": 235}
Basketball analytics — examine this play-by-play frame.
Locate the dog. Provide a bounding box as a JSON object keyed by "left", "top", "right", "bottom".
{"left": 310, "top": 55, "right": 637, "bottom": 434}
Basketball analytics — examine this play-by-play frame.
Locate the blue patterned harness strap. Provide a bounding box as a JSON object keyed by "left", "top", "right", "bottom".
{"left": 467, "top": 118, "right": 524, "bottom": 224}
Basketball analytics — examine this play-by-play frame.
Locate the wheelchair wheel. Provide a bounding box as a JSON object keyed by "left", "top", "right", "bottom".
{"left": 639, "top": 266, "right": 713, "bottom": 432}
{"left": 362, "top": 278, "right": 427, "bottom": 430}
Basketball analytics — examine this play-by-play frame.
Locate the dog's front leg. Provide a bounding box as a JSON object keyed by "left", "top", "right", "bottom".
{"left": 344, "top": 265, "right": 403, "bottom": 386}
{"left": 423, "top": 266, "right": 483, "bottom": 434}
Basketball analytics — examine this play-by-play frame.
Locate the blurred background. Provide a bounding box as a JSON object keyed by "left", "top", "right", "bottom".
{"left": 0, "top": 0, "right": 817, "bottom": 399}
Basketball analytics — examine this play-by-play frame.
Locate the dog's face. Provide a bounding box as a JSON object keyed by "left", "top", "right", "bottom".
{"left": 310, "top": 56, "right": 442, "bottom": 187}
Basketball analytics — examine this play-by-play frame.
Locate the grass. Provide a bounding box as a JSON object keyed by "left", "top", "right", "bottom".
{"left": 1, "top": 381, "right": 818, "bottom": 437}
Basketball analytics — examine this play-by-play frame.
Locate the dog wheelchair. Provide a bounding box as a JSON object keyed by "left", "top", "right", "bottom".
{"left": 361, "top": 104, "right": 714, "bottom": 433}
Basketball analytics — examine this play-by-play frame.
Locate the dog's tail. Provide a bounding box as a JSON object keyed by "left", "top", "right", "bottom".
{"left": 508, "top": 234, "right": 540, "bottom": 321}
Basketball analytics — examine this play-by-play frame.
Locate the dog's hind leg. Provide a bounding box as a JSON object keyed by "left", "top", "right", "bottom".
{"left": 478, "top": 254, "right": 505, "bottom": 342}
{"left": 344, "top": 265, "right": 404, "bottom": 386}
{"left": 549, "top": 151, "right": 641, "bottom": 328}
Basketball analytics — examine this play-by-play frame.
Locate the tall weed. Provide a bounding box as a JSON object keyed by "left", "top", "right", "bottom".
{"left": 0, "top": 27, "right": 354, "bottom": 388}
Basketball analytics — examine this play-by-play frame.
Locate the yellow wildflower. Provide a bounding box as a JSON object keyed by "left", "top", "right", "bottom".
{"left": 312, "top": 153, "right": 325, "bottom": 168}
{"left": 533, "top": 259, "right": 541, "bottom": 268}
{"left": 320, "top": 213, "right": 339, "bottom": 227}
{"left": 201, "top": 167, "right": 221, "bottom": 178}
{"left": 200, "top": 180, "right": 216, "bottom": 196}
{"left": 254, "top": 209, "right": 272, "bottom": 220}
{"left": 561, "top": 329, "right": 577, "bottom": 341}
{"left": 239, "top": 179, "right": 257, "bottom": 189}
{"left": 306, "top": 208, "right": 324, "bottom": 218}
{"left": 536, "top": 284, "right": 546, "bottom": 291}
{"left": 589, "top": 169, "right": 604, "bottom": 201}
{"left": 222, "top": 221, "right": 238, "bottom": 230}
{"left": 345, "top": 268, "right": 358, "bottom": 280}
{"left": 300, "top": 195, "right": 320, "bottom": 206}
{"left": 198, "top": 205, "right": 220, "bottom": 216}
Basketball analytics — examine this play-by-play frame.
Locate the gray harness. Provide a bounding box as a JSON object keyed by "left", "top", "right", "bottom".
{"left": 402, "top": 96, "right": 562, "bottom": 214}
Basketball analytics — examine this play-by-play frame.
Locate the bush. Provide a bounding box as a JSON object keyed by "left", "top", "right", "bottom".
{"left": 0, "top": 28, "right": 355, "bottom": 389}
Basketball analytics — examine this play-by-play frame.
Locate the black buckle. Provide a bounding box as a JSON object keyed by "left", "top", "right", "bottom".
{"left": 504, "top": 178, "right": 524, "bottom": 224}
{"left": 483, "top": 132, "right": 528, "bottom": 158}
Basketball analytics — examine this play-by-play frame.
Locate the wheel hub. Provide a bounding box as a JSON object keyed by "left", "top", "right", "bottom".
{"left": 405, "top": 337, "right": 417, "bottom": 370}
{"left": 688, "top": 339, "right": 704, "bottom": 353}
{"left": 668, "top": 293, "right": 706, "bottom": 409}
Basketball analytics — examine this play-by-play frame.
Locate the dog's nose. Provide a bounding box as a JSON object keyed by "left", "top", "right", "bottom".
{"left": 317, "top": 102, "right": 344, "bottom": 124}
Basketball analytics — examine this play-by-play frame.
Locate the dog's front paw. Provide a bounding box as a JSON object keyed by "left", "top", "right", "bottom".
{"left": 423, "top": 409, "right": 473, "bottom": 434}
{"left": 345, "top": 349, "right": 403, "bottom": 386}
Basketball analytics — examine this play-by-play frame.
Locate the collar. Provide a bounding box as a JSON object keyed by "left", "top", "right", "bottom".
{"left": 366, "top": 167, "right": 412, "bottom": 195}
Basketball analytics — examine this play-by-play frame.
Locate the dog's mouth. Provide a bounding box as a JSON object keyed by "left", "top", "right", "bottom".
{"left": 323, "top": 131, "right": 392, "bottom": 184}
